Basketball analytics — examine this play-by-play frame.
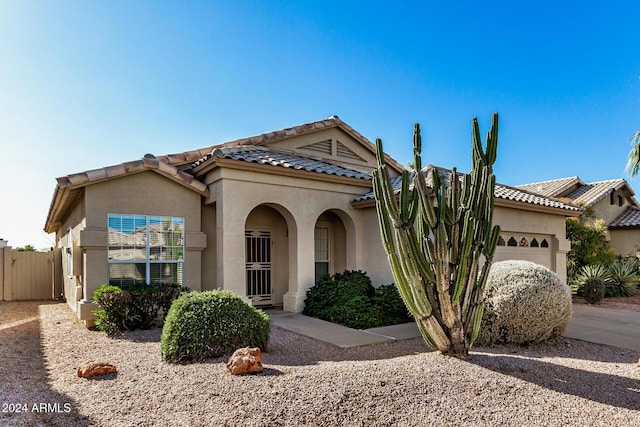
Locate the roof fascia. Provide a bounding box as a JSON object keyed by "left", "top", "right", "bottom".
{"left": 352, "top": 195, "right": 582, "bottom": 217}
{"left": 197, "top": 157, "right": 374, "bottom": 188}
{"left": 493, "top": 198, "right": 582, "bottom": 217}
{"left": 44, "top": 167, "right": 209, "bottom": 233}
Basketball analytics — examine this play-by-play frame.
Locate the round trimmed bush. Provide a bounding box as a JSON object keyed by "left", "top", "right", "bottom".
{"left": 161, "top": 290, "right": 270, "bottom": 363}
{"left": 476, "top": 260, "right": 572, "bottom": 346}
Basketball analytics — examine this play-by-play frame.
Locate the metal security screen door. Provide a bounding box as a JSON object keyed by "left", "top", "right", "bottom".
{"left": 245, "top": 229, "right": 272, "bottom": 305}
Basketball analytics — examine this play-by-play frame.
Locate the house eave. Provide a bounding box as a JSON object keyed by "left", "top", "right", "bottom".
{"left": 351, "top": 196, "right": 583, "bottom": 217}
{"left": 44, "top": 165, "right": 209, "bottom": 234}
{"left": 195, "top": 157, "right": 374, "bottom": 188}
{"left": 493, "top": 198, "right": 582, "bottom": 217}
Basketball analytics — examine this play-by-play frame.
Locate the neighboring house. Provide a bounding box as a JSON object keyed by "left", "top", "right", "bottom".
{"left": 517, "top": 177, "right": 640, "bottom": 257}
{"left": 44, "top": 116, "right": 580, "bottom": 325}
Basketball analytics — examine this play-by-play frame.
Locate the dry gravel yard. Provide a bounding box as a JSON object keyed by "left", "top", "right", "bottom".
{"left": 0, "top": 301, "right": 639, "bottom": 427}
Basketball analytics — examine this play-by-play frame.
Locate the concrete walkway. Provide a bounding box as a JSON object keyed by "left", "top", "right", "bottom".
{"left": 563, "top": 304, "right": 640, "bottom": 351}
{"left": 268, "top": 304, "right": 640, "bottom": 351}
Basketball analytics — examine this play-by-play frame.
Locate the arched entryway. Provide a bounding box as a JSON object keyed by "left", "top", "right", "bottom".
{"left": 313, "top": 209, "right": 355, "bottom": 283}
{"left": 245, "top": 204, "right": 292, "bottom": 307}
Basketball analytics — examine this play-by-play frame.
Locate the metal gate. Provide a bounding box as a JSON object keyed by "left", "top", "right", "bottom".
{"left": 245, "top": 230, "right": 272, "bottom": 305}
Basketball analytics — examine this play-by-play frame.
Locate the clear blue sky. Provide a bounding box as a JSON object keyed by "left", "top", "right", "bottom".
{"left": 2, "top": 1, "right": 640, "bottom": 249}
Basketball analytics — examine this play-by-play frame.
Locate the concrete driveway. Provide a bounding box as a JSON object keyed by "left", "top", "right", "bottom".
{"left": 563, "top": 304, "right": 640, "bottom": 351}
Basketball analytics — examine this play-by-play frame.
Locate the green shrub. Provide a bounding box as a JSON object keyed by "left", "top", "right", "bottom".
{"left": 303, "top": 271, "right": 411, "bottom": 328}
{"left": 476, "top": 260, "right": 572, "bottom": 346}
{"left": 303, "top": 270, "right": 373, "bottom": 319}
{"left": 566, "top": 209, "right": 616, "bottom": 284}
{"left": 161, "top": 290, "right": 270, "bottom": 363}
{"left": 372, "top": 284, "right": 413, "bottom": 325}
{"left": 573, "top": 264, "right": 611, "bottom": 296}
{"left": 93, "top": 285, "right": 132, "bottom": 334}
{"left": 329, "top": 295, "right": 383, "bottom": 329}
{"left": 583, "top": 278, "right": 605, "bottom": 304}
{"left": 606, "top": 262, "right": 638, "bottom": 297}
{"left": 92, "top": 283, "right": 184, "bottom": 334}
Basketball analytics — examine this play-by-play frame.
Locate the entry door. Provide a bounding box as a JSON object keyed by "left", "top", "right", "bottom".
{"left": 245, "top": 229, "right": 272, "bottom": 305}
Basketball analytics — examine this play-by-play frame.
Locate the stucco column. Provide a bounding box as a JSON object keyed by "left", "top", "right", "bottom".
{"left": 556, "top": 237, "right": 571, "bottom": 284}
{"left": 77, "top": 248, "right": 107, "bottom": 324}
{"left": 283, "top": 220, "right": 315, "bottom": 313}
{"left": 216, "top": 197, "right": 247, "bottom": 301}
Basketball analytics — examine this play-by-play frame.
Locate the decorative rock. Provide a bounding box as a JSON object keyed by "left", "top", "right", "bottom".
{"left": 77, "top": 361, "right": 117, "bottom": 378}
{"left": 226, "top": 347, "right": 263, "bottom": 375}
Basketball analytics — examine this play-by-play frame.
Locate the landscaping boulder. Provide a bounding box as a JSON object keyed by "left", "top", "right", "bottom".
{"left": 77, "top": 361, "right": 117, "bottom": 378}
{"left": 226, "top": 347, "right": 263, "bottom": 375}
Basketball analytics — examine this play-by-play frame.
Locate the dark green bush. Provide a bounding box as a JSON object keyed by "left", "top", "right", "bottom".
{"left": 328, "top": 295, "right": 383, "bottom": 329}
{"left": 93, "top": 285, "right": 132, "bottom": 334}
{"left": 93, "top": 283, "right": 184, "bottom": 334}
{"left": 303, "top": 270, "right": 411, "bottom": 329}
{"left": 303, "top": 270, "right": 374, "bottom": 318}
{"left": 161, "top": 290, "right": 270, "bottom": 363}
{"left": 372, "top": 284, "right": 413, "bottom": 325}
{"left": 583, "top": 278, "right": 605, "bottom": 304}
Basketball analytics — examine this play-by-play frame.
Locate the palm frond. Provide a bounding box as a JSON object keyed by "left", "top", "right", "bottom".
{"left": 625, "top": 129, "right": 640, "bottom": 177}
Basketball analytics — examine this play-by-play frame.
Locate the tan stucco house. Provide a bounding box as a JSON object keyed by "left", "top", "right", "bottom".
{"left": 44, "top": 116, "right": 581, "bottom": 325}
{"left": 517, "top": 177, "right": 640, "bottom": 256}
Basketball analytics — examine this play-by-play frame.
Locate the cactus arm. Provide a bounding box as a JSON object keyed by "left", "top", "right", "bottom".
{"left": 486, "top": 113, "right": 499, "bottom": 165}
{"left": 399, "top": 170, "right": 412, "bottom": 225}
{"left": 372, "top": 170, "right": 395, "bottom": 254}
{"left": 414, "top": 170, "right": 437, "bottom": 228}
{"left": 472, "top": 117, "right": 487, "bottom": 167}
{"left": 468, "top": 301, "right": 485, "bottom": 343}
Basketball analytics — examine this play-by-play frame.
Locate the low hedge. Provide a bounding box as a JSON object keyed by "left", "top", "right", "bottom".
{"left": 303, "top": 270, "right": 411, "bottom": 329}
{"left": 160, "top": 290, "right": 270, "bottom": 363}
{"left": 92, "top": 283, "right": 185, "bottom": 334}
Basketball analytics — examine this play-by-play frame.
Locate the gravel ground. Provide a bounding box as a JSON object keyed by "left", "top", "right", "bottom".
{"left": 573, "top": 293, "right": 640, "bottom": 312}
{"left": 0, "top": 301, "right": 639, "bottom": 427}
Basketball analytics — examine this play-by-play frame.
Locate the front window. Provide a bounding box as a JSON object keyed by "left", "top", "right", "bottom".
{"left": 314, "top": 226, "right": 330, "bottom": 283}
{"left": 108, "top": 213, "right": 184, "bottom": 286}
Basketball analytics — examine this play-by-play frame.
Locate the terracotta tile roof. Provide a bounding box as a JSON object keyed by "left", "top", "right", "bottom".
{"left": 45, "top": 156, "right": 209, "bottom": 232}
{"left": 192, "top": 145, "right": 372, "bottom": 180}
{"left": 55, "top": 155, "right": 208, "bottom": 195}
{"left": 156, "top": 115, "right": 403, "bottom": 173}
{"left": 494, "top": 184, "right": 581, "bottom": 211}
{"left": 517, "top": 176, "right": 636, "bottom": 208}
{"left": 353, "top": 166, "right": 582, "bottom": 213}
{"left": 155, "top": 148, "right": 217, "bottom": 167}
{"left": 516, "top": 176, "right": 584, "bottom": 198}
{"left": 609, "top": 206, "right": 640, "bottom": 228}
{"left": 563, "top": 178, "right": 630, "bottom": 206}
{"left": 45, "top": 115, "right": 397, "bottom": 232}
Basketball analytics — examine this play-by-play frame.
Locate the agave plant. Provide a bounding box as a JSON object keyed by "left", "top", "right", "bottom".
{"left": 574, "top": 264, "right": 611, "bottom": 294}
{"left": 606, "top": 262, "right": 638, "bottom": 297}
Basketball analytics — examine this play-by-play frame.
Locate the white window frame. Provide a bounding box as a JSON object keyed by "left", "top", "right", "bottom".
{"left": 314, "top": 226, "right": 331, "bottom": 283}
{"left": 107, "top": 213, "right": 185, "bottom": 286}
{"left": 66, "top": 228, "right": 73, "bottom": 278}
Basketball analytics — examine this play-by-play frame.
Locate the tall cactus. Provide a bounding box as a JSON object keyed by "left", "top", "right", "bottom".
{"left": 372, "top": 113, "right": 501, "bottom": 357}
